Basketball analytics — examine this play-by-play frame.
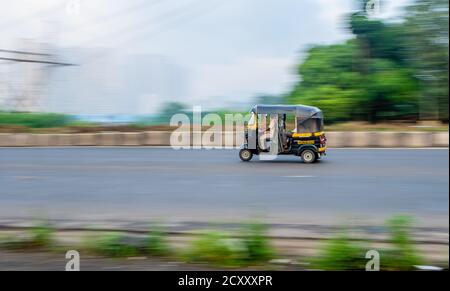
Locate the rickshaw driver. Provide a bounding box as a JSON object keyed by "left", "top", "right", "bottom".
{"left": 258, "top": 115, "right": 278, "bottom": 151}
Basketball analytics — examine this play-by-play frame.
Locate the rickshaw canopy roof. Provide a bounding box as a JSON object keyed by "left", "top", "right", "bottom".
{"left": 250, "top": 104, "right": 323, "bottom": 119}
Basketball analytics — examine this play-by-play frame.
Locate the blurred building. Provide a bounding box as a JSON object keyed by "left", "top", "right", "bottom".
{"left": 49, "top": 48, "right": 188, "bottom": 115}
{"left": 0, "top": 40, "right": 56, "bottom": 112}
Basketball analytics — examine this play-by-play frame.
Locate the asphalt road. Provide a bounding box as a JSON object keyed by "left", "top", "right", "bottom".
{"left": 0, "top": 147, "right": 448, "bottom": 227}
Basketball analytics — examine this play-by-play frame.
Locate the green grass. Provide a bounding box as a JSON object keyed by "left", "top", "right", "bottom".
{"left": 312, "top": 215, "right": 424, "bottom": 270}
{"left": 0, "top": 234, "right": 26, "bottom": 250}
{"left": 29, "top": 223, "right": 54, "bottom": 248}
{"left": 312, "top": 232, "right": 367, "bottom": 270}
{"left": 83, "top": 226, "right": 171, "bottom": 258}
{"left": 241, "top": 222, "right": 274, "bottom": 263}
{"left": 184, "top": 223, "right": 275, "bottom": 267}
{"left": 0, "top": 222, "right": 55, "bottom": 250}
{"left": 185, "top": 231, "right": 247, "bottom": 266}
{"left": 78, "top": 222, "right": 274, "bottom": 265}
{"left": 0, "top": 112, "right": 72, "bottom": 128}
{"left": 0, "top": 217, "right": 427, "bottom": 270}
{"left": 144, "top": 225, "right": 171, "bottom": 256}
{"left": 381, "top": 215, "right": 423, "bottom": 270}
{"left": 86, "top": 233, "right": 139, "bottom": 258}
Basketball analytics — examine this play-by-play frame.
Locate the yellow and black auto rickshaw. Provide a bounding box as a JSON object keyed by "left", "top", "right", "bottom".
{"left": 239, "top": 105, "right": 327, "bottom": 163}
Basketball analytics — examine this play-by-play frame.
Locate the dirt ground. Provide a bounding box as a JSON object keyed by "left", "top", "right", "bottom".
{"left": 0, "top": 250, "right": 301, "bottom": 271}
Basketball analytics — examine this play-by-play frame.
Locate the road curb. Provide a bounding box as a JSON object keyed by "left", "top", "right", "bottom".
{"left": 0, "top": 131, "right": 448, "bottom": 147}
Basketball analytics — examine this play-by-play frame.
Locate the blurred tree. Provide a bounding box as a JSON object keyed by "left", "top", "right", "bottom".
{"left": 365, "top": 59, "right": 419, "bottom": 121}
{"left": 155, "top": 102, "right": 188, "bottom": 124}
{"left": 287, "top": 41, "right": 369, "bottom": 123}
{"left": 256, "top": 94, "right": 284, "bottom": 105}
{"left": 403, "top": 0, "right": 449, "bottom": 122}
{"left": 350, "top": 10, "right": 420, "bottom": 122}
{"left": 287, "top": 0, "right": 448, "bottom": 124}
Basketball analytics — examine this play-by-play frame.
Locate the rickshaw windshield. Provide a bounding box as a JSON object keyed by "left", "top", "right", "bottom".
{"left": 297, "top": 117, "right": 324, "bottom": 133}
{"left": 248, "top": 112, "right": 256, "bottom": 126}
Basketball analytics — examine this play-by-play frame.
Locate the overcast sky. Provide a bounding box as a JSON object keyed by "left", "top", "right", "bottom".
{"left": 0, "top": 0, "right": 410, "bottom": 114}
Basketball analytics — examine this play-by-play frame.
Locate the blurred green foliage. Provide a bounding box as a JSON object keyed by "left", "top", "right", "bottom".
{"left": 0, "top": 222, "right": 55, "bottom": 250}
{"left": 313, "top": 215, "right": 424, "bottom": 270}
{"left": 287, "top": 0, "right": 448, "bottom": 123}
{"left": 241, "top": 222, "right": 274, "bottom": 263}
{"left": 313, "top": 232, "right": 367, "bottom": 270}
{"left": 143, "top": 102, "right": 187, "bottom": 125}
{"left": 144, "top": 101, "right": 249, "bottom": 127}
{"left": 185, "top": 222, "right": 274, "bottom": 266}
{"left": 29, "top": 222, "right": 55, "bottom": 248}
{"left": 145, "top": 225, "right": 171, "bottom": 256}
{"left": 186, "top": 231, "right": 247, "bottom": 266}
{"left": 0, "top": 217, "right": 430, "bottom": 270}
{"left": 88, "top": 233, "right": 139, "bottom": 258}
{"left": 0, "top": 112, "right": 72, "bottom": 128}
{"left": 381, "top": 215, "right": 423, "bottom": 270}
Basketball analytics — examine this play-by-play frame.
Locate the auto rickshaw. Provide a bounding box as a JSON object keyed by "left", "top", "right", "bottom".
{"left": 239, "top": 105, "right": 327, "bottom": 163}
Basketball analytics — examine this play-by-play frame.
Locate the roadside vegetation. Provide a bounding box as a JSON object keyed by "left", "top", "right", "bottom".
{"left": 312, "top": 215, "right": 423, "bottom": 270}
{"left": 84, "top": 233, "right": 140, "bottom": 258}
{"left": 0, "top": 221, "right": 55, "bottom": 250}
{"left": 1, "top": 117, "right": 447, "bottom": 134}
{"left": 381, "top": 215, "right": 423, "bottom": 270}
{"left": 83, "top": 225, "right": 171, "bottom": 258}
{"left": 0, "top": 216, "right": 441, "bottom": 270}
{"left": 144, "top": 225, "right": 171, "bottom": 256}
{"left": 0, "top": 112, "right": 72, "bottom": 128}
{"left": 183, "top": 222, "right": 274, "bottom": 267}
{"left": 286, "top": 0, "right": 448, "bottom": 124}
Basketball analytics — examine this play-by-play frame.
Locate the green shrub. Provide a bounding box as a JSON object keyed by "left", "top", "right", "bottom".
{"left": 313, "top": 233, "right": 367, "bottom": 270}
{"left": 0, "top": 235, "right": 29, "bottom": 250}
{"left": 185, "top": 223, "right": 275, "bottom": 267}
{"left": 312, "top": 216, "right": 424, "bottom": 270}
{"left": 29, "top": 223, "right": 54, "bottom": 248}
{"left": 90, "top": 233, "right": 139, "bottom": 258}
{"left": 0, "top": 112, "right": 72, "bottom": 128}
{"left": 145, "top": 226, "right": 171, "bottom": 256}
{"left": 0, "top": 222, "right": 55, "bottom": 250}
{"left": 186, "top": 231, "right": 247, "bottom": 266}
{"left": 241, "top": 223, "right": 274, "bottom": 263}
{"left": 381, "top": 215, "right": 423, "bottom": 270}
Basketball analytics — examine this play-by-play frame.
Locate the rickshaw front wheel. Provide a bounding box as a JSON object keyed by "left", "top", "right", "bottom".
{"left": 239, "top": 149, "right": 253, "bottom": 162}
{"left": 301, "top": 149, "right": 317, "bottom": 164}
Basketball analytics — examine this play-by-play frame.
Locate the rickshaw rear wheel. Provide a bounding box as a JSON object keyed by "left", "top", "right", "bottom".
{"left": 239, "top": 149, "right": 253, "bottom": 162}
{"left": 301, "top": 149, "right": 317, "bottom": 164}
